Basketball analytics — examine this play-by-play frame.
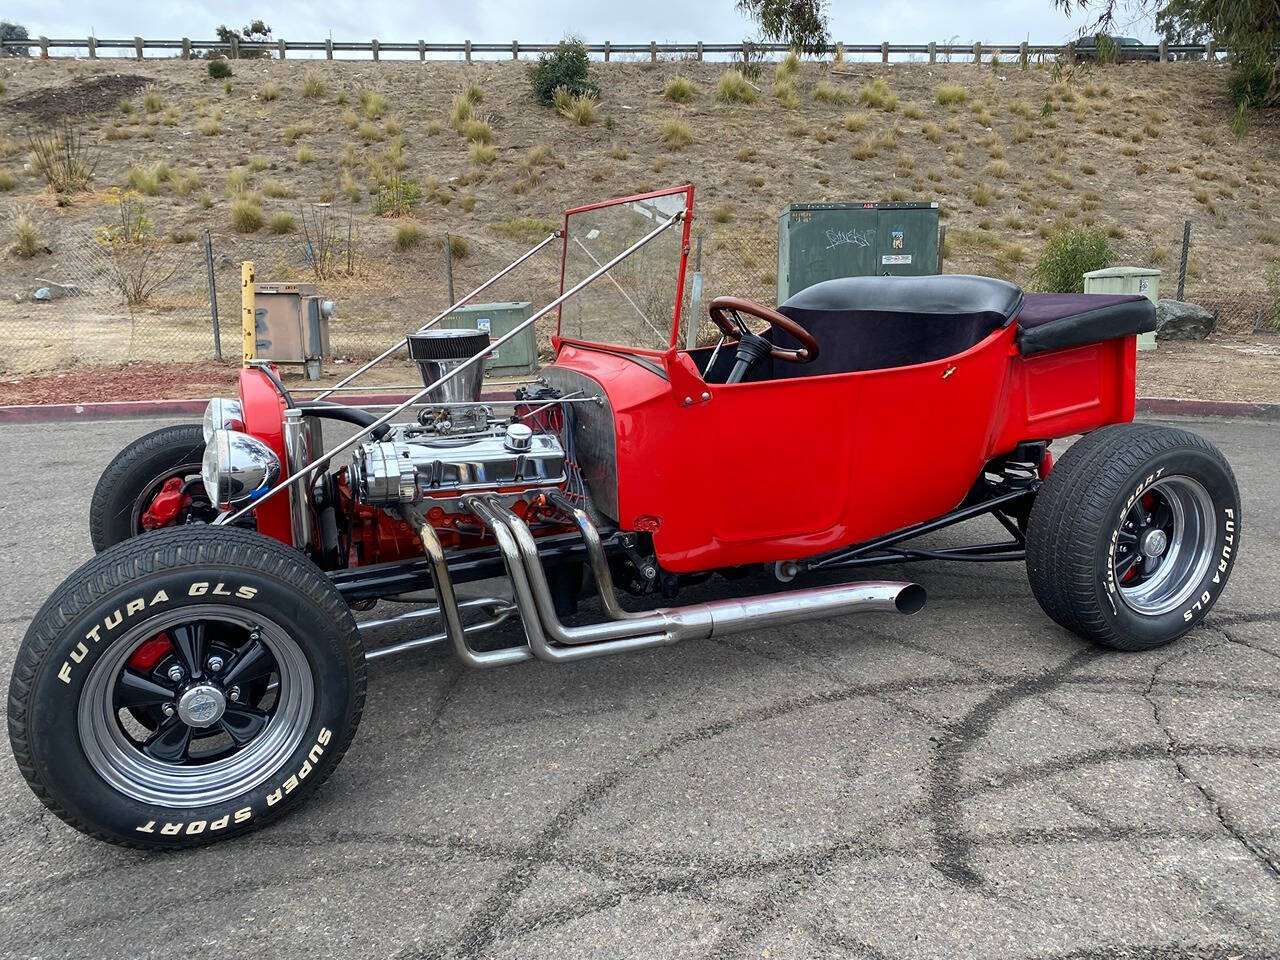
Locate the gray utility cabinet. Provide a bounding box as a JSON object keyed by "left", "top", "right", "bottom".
{"left": 438, "top": 301, "right": 536, "bottom": 377}
{"left": 777, "top": 202, "right": 941, "bottom": 303}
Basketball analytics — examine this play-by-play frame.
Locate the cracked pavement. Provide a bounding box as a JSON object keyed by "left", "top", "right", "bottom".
{"left": 0, "top": 416, "right": 1276, "bottom": 959}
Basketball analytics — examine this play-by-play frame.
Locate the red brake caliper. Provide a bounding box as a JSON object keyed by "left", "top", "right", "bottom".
{"left": 129, "top": 631, "right": 175, "bottom": 671}
{"left": 141, "top": 477, "right": 191, "bottom": 530}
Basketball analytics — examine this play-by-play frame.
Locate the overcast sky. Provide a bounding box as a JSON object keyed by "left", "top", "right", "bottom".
{"left": 3, "top": 1, "right": 1159, "bottom": 47}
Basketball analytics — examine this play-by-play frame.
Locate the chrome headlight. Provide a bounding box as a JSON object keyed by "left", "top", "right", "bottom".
{"left": 202, "top": 429, "right": 282, "bottom": 509}
{"left": 202, "top": 398, "right": 245, "bottom": 443}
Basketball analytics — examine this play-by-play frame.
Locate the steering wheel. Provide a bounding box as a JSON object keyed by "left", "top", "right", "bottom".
{"left": 707, "top": 296, "right": 819, "bottom": 384}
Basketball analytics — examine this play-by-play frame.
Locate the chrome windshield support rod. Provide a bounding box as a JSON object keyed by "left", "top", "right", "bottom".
{"left": 310, "top": 230, "right": 561, "bottom": 403}
{"left": 216, "top": 211, "right": 683, "bottom": 527}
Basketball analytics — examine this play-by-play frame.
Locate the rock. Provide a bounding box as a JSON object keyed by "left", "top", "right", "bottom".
{"left": 32, "top": 279, "right": 81, "bottom": 301}
{"left": 1155, "top": 299, "right": 1215, "bottom": 340}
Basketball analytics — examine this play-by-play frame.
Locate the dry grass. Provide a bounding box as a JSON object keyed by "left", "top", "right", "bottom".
{"left": 902, "top": 101, "right": 924, "bottom": 119}
{"left": 295, "top": 145, "right": 316, "bottom": 164}
{"left": 555, "top": 89, "right": 599, "bottom": 126}
{"left": 858, "top": 78, "right": 897, "bottom": 111}
{"left": 11, "top": 213, "right": 39, "bottom": 258}
{"left": 230, "top": 198, "right": 264, "bottom": 233}
{"left": 197, "top": 117, "right": 221, "bottom": 136}
{"left": 359, "top": 89, "right": 389, "bottom": 119}
{"left": 776, "top": 51, "right": 800, "bottom": 80}
{"left": 301, "top": 70, "right": 325, "bottom": 99}
{"left": 711, "top": 205, "right": 733, "bottom": 223}
{"left": 262, "top": 178, "right": 296, "bottom": 199}
{"left": 774, "top": 78, "right": 799, "bottom": 109}
{"left": 664, "top": 75, "right": 696, "bottom": 104}
{"left": 260, "top": 81, "right": 280, "bottom": 102}
{"left": 469, "top": 142, "right": 496, "bottom": 166}
{"left": 972, "top": 183, "right": 996, "bottom": 207}
{"left": 921, "top": 122, "right": 944, "bottom": 143}
{"left": 393, "top": 221, "right": 424, "bottom": 250}
{"left": 814, "top": 81, "right": 852, "bottom": 105}
{"left": 936, "top": 84, "right": 967, "bottom": 106}
{"left": 459, "top": 118, "right": 492, "bottom": 144}
{"left": 715, "top": 70, "right": 758, "bottom": 104}
{"left": 843, "top": 112, "right": 872, "bottom": 132}
{"left": 268, "top": 212, "right": 296, "bottom": 235}
{"left": 661, "top": 117, "right": 694, "bottom": 150}
{"left": 0, "top": 171, "right": 16, "bottom": 191}
{"left": 984, "top": 159, "right": 1011, "bottom": 179}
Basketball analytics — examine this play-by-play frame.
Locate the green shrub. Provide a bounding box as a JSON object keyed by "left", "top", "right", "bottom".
{"left": 394, "top": 222, "right": 424, "bottom": 250}
{"left": 715, "top": 69, "right": 758, "bottom": 104}
{"left": 373, "top": 175, "right": 423, "bottom": 216}
{"left": 268, "top": 213, "right": 296, "bottom": 234}
{"left": 208, "top": 59, "right": 232, "bottom": 79}
{"left": 531, "top": 37, "right": 597, "bottom": 107}
{"left": 664, "top": 75, "right": 696, "bottom": 104}
{"left": 230, "top": 199, "right": 264, "bottom": 233}
{"left": 1030, "top": 227, "right": 1117, "bottom": 293}
{"left": 1227, "top": 53, "right": 1274, "bottom": 110}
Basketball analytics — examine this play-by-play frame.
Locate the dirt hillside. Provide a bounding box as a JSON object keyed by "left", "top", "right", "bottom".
{"left": 0, "top": 54, "right": 1276, "bottom": 375}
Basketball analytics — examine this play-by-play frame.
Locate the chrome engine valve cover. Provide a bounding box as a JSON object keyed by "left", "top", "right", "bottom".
{"left": 352, "top": 430, "right": 567, "bottom": 506}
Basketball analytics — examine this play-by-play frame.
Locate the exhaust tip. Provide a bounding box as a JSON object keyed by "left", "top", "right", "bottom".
{"left": 895, "top": 583, "right": 927, "bottom": 616}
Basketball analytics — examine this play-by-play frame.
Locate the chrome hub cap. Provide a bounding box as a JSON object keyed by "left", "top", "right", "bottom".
{"left": 1140, "top": 528, "right": 1168, "bottom": 558}
{"left": 78, "top": 606, "right": 313, "bottom": 808}
{"left": 176, "top": 684, "right": 226, "bottom": 728}
{"left": 1114, "top": 476, "right": 1215, "bottom": 617}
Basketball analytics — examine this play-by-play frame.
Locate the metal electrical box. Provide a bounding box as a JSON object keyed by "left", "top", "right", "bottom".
{"left": 777, "top": 202, "right": 940, "bottom": 302}
{"left": 438, "top": 301, "right": 536, "bottom": 377}
{"left": 1084, "top": 266, "right": 1160, "bottom": 351}
{"left": 253, "top": 282, "right": 334, "bottom": 380}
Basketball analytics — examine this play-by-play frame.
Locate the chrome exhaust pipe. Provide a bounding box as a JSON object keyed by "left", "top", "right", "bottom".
{"left": 464, "top": 494, "right": 925, "bottom": 664}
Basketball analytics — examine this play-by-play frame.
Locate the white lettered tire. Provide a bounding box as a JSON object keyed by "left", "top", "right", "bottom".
{"left": 1025, "top": 423, "right": 1241, "bottom": 650}
{"left": 7, "top": 526, "right": 366, "bottom": 849}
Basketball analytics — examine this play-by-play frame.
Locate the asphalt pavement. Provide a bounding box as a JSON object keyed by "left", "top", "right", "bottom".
{"left": 0, "top": 415, "right": 1276, "bottom": 960}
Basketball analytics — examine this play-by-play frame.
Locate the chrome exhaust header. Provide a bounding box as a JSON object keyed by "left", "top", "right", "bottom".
{"left": 399, "top": 493, "right": 925, "bottom": 668}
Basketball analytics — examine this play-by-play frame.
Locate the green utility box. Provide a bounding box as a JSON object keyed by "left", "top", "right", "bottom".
{"left": 438, "top": 301, "right": 536, "bottom": 376}
{"left": 1083, "top": 266, "right": 1160, "bottom": 351}
{"left": 777, "top": 202, "right": 940, "bottom": 303}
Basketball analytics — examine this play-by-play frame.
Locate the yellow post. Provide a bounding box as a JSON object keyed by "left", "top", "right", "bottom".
{"left": 241, "top": 260, "right": 255, "bottom": 365}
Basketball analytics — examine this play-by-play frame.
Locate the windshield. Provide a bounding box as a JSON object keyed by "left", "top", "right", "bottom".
{"left": 557, "top": 187, "right": 692, "bottom": 353}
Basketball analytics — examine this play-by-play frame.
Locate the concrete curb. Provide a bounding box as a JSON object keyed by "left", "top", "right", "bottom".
{"left": 2, "top": 393, "right": 1277, "bottom": 425}
{"left": 1136, "top": 397, "right": 1280, "bottom": 421}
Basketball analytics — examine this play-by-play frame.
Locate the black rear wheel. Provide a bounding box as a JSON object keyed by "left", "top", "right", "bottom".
{"left": 8, "top": 526, "right": 366, "bottom": 849}
{"left": 89, "top": 424, "right": 217, "bottom": 553}
{"left": 1025, "top": 423, "right": 1240, "bottom": 650}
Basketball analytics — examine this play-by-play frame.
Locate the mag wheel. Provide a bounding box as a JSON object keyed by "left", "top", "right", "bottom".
{"left": 1025, "top": 423, "right": 1240, "bottom": 651}
{"left": 8, "top": 526, "right": 366, "bottom": 849}
{"left": 90, "top": 424, "right": 218, "bottom": 552}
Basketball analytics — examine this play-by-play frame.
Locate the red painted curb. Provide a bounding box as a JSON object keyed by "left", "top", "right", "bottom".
{"left": 1136, "top": 397, "right": 1280, "bottom": 421}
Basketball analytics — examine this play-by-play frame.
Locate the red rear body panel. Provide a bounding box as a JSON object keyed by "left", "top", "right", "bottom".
{"left": 550, "top": 329, "right": 1136, "bottom": 573}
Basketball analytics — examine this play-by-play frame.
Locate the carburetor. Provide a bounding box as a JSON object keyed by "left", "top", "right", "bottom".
{"left": 352, "top": 422, "right": 567, "bottom": 506}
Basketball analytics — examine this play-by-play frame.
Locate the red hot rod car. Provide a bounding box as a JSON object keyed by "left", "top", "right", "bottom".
{"left": 8, "top": 186, "right": 1240, "bottom": 848}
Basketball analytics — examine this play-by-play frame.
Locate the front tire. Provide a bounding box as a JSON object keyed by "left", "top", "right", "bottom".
{"left": 89, "top": 424, "right": 214, "bottom": 553}
{"left": 8, "top": 526, "right": 366, "bottom": 849}
{"left": 1025, "top": 423, "right": 1240, "bottom": 650}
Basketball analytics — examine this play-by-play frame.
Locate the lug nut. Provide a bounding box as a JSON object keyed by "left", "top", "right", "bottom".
{"left": 167, "top": 665, "right": 185, "bottom": 683}
{"left": 228, "top": 687, "right": 241, "bottom": 702}
{"left": 207, "top": 656, "right": 225, "bottom": 673}
{"left": 162, "top": 703, "right": 175, "bottom": 716}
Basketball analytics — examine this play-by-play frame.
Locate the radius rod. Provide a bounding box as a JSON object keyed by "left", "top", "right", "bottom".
{"left": 402, "top": 495, "right": 927, "bottom": 669}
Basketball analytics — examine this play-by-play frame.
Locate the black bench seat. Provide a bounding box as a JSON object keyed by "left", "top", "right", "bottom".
{"left": 1016, "top": 293, "right": 1156, "bottom": 355}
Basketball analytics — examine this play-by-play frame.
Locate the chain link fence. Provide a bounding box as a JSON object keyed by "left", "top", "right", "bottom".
{"left": 4, "top": 213, "right": 1275, "bottom": 379}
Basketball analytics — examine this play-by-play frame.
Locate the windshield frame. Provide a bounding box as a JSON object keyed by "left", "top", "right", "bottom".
{"left": 554, "top": 184, "right": 695, "bottom": 357}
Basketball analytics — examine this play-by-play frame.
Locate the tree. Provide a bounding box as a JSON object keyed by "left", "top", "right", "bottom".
{"left": 1051, "top": 0, "right": 1277, "bottom": 121}
{"left": 736, "top": 0, "right": 830, "bottom": 54}
{"left": 1, "top": 20, "right": 30, "bottom": 57}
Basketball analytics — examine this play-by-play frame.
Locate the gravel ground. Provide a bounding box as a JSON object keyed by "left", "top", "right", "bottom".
{"left": 0, "top": 415, "right": 1276, "bottom": 960}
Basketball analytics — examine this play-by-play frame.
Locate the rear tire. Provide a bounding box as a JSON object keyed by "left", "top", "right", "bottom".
{"left": 8, "top": 526, "right": 366, "bottom": 849}
{"left": 1025, "top": 423, "right": 1240, "bottom": 650}
{"left": 90, "top": 424, "right": 212, "bottom": 552}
